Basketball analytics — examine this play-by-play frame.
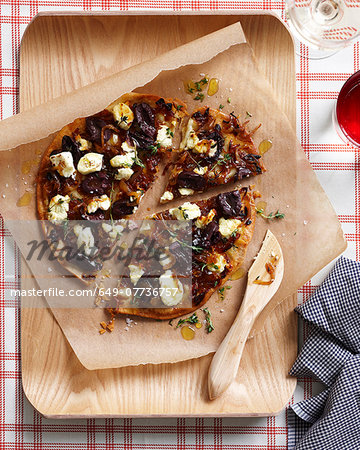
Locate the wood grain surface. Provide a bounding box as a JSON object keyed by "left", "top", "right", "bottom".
{"left": 208, "top": 231, "right": 285, "bottom": 400}
{"left": 20, "top": 13, "right": 298, "bottom": 417}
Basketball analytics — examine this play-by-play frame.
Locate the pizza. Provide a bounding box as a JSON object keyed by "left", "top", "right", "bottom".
{"left": 107, "top": 187, "right": 257, "bottom": 320}
{"left": 160, "top": 107, "right": 265, "bottom": 203}
{"left": 37, "top": 93, "right": 187, "bottom": 277}
{"left": 36, "top": 93, "right": 264, "bottom": 319}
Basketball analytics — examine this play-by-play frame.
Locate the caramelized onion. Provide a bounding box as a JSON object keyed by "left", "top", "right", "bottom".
{"left": 253, "top": 257, "right": 278, "bottom": 286}
{"left": 101, "top": 124, "right": 119, "bottom": 147}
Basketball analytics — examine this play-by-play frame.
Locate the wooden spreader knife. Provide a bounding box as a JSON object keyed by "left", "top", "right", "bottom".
{"left": 208, "top": 230, "right": 284, "bottom": 400}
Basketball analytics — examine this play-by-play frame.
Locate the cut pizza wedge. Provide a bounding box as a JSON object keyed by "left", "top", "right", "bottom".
{"left": 108, "top": 187, "right": 257, "bottom": 320}
{"left": 160, "top": 107, "right": 265, "bottom": 203}
{"left": 37, "top": 93, "right": 187, "bottom": 278}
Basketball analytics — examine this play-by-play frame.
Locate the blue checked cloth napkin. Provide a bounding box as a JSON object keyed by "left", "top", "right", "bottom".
{"left": 287, "top": 256, "right": 360, "bottom": 449}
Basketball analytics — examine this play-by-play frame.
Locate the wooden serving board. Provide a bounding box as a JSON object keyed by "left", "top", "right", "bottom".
{"left": 20, "top": 13, "right": 298, "bottom": 417}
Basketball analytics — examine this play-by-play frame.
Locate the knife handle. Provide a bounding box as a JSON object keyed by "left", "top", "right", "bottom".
{"left": 207, "top": 289, "right": 257, "bottom": 400}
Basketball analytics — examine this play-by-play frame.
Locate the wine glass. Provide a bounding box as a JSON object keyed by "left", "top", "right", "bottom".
{"left": 333, "top": 70, "right": 360, "bottom": 148}
{"left": 285, "top": 0, "right": 360, "bottom": 59}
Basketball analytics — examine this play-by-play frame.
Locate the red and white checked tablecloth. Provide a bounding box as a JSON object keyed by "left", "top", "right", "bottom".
{"left": 0, "top": 1, "right": 359, "bottom": 449}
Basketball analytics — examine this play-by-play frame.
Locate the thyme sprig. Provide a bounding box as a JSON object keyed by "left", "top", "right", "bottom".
{"left": 218, "top": 285, "right": 232, "bottom": 301}
{"left": 202, "top": 307, "right": 214, "bottom": 333}
{"left": 209, "top": 153, "right": 232, "bottom": 173}
{"left": 133, "top": 147, "right": 145, "bottom": 168}
{"left": 194, "top": 93, "right": 205, "bottom": 102}
{"left": 256, "top": 208, "right": 285, "bottom": 220}
{"left": 186, "top": 77, "right": 209, "bottom": 101}
{"left": 149, "top": 143, "right": 160, "bottom": 154}
{"left": 185, "top": 150, "right": 202, "bottom": 169}
{"left": 176, "top": 313, "right": 199, "bottom": 329}
{"left": 118, "top": 115, "right": 128, "bottom": 126}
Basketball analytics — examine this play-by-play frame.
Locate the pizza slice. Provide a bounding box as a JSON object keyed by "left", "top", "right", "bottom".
{"left": 108, "top": 187, "right": 257, "bottom": 320}
{"left": 37, "top": 93, "right": 187, "bottom": 277}
{"left": 160, "top": 107, "right": 265, "bottom": 203}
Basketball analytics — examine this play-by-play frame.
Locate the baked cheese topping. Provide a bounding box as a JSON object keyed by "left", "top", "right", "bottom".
{"left": 207, "top": 253, "right": 227, "bottom": 273}
{"left": 194, "top": 166, "right": 208, "bottom": 175}
{"left": 102, "top": 222, "right": 125, "bottom": 240}
{"left": 110, "top": 152, "right": 135, "bottom": 168}
{"left": 156, "top": 125, "right": 173, "bottom": 148}
{"left": 73, "top": 225, "right": 95, "bottom": 256}
{"left": 48, "top": 194, "right": 70, "bottom": 223}
{"left": 110, "top": 102, "right": 134, "bottom": 130}
{"left": 193, "top": 139, "right": 217, "bottom": 156}
{"left": 121, "top": 141, "right": 136, "bottom": 153}
{"left": 115, "top": 167, "right": 134, "bottom": 181}
{"left": 159, "top": 253, "right": 173, "bottom": 268}
{"left": 181, "top": 118, "right": 196, "bottom": 149}
{"left": 181, "top": 118, "right": 217, "bottom": 156}
{"left": 49, "top": 152, "right": 75, "bottom": 178}
{"left": 195, "top": 209, "right": 216, "bottom": 229}
{"left": 76, "top": 136, "right": 91, "bottom": 151}
{"left": 129, "top": 264, "right": 144, "bottom": 285}
{"left": 87, "top": 195, "right": 111, "bottom": 214}
{"left": 219, "top": 217, "right": 242, "bottom": 238}
{"left": 159, "top": 270, "right": 184, "bottom": 306}
{"left": 178, "top": 188, "right": 194, "bottom": 196}
{"left": 160, "top": 191, "right": 174, "bottom": 203}
{"left": 77, "top": 153, "right": 103, "bottom": 175}
{"left": 169, "top": 202, "right": 201, "bottom": 221}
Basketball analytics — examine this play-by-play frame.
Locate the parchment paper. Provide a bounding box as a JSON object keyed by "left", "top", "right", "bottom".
{"left": 0, "top": 23, "right": 346, "bottom": 370}
{"left": 0, "top": 23, "right": 245, "bottom": 151}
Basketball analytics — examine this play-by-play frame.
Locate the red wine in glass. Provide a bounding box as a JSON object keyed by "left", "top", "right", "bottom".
{"left": 335, "top": 70, "right": 360, "bottom": 148}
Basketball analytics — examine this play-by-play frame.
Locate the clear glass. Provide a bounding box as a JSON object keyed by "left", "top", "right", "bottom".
{"left": 285, "top": 0, "right": 360, "bottom": 58}
{"left": 333, "top": 70, "right": 360, "bottom": 147}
